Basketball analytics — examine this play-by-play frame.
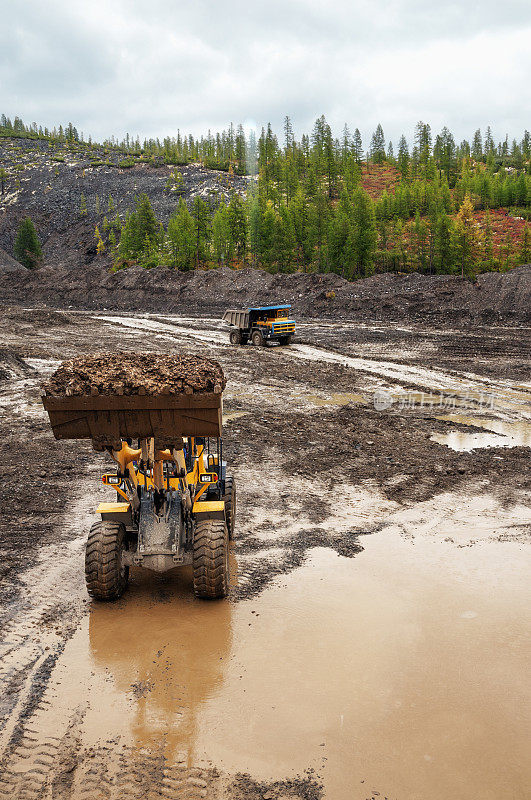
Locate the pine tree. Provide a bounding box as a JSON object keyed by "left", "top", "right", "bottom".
{"left": 212, "top": 202, "right": 233, "bottom": 264}
{"left": 484, "top": 126, "right": 495, "bottom": 155}
{"left": 350, "top": 190, "right": 377, "bottom": 276}
{"left": 14, "top": 217, "right": 42, "bottom": 269}
{"left": 227, "top": 193, "right": 247, "bottom": 261}
{"left": 135, "top": 194, "right": 158, "bottom": 250}
{"left": 191, "top": 196, "right": 210, "bottom": 267}
{"left": 434, "top": 213, "right": 454, "bottom": 273}
{"left": 284, "top": 116, "right": 294, "bottom": 152}
{"left": 415, "top": 121, "right": 432, "bottom": 175}
{"left": 167, "top": 199, "right": 196, "bottom": 270}
{"left": 472, "top": 129, "right": 483, "bottom": 161}
{"left": 434, "top": 127, "right": 457, "bottom": 184}
{"left": 455, "top": 194, "right": 481, "bottom": 277}
{"left": 235, "top": 124, "right": 247, "bottom": 174}
{"left": 397, "top": 135, "right": 410, "bottom": 179}
{"left": 94, "top": 225, "right": 105, "bottom": 255}
{"left": 0, "top": 167, "right": 7, "bottom": 195}
{"left": 352, "top": 129, "right": 363, "bottom": 164}
{"left": 370, "top": 124, "right": 386, "bottom": 164}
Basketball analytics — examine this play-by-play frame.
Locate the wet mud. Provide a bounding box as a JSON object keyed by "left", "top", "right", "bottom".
{"left": 0, "top": 308, "right": 529, "bottom": 799}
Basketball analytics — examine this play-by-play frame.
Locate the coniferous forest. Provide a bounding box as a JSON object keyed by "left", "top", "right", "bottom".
{"left": 2, "top": 113, "right": 530, "bottom": 278}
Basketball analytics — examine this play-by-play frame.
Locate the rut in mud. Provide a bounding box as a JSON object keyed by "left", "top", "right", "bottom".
{"left": 0, "top": 308, "right": 529, "bottom": 800}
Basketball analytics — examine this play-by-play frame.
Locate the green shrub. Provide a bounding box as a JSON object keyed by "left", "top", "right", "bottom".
{"left": 14, "top": 217, "right": 42, "bottom": 269}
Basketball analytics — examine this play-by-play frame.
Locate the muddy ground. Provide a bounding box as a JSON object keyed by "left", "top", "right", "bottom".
{"left": 0, "top": 308, "right": 529, "bottom": 799}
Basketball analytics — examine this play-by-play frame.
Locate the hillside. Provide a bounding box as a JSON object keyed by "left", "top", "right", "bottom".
{"left": 0, "top": 137, "right": 249, "bottom": 269}
{"left": 1, "top": 118, "right": 530, "bottom": 286}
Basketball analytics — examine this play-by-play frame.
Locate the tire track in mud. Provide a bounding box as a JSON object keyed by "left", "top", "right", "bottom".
{"left": 93, "top": 313, "right": 531, "bottom": 420}
{"left": 0, "top": 490, "right": 94, "bottom": 796}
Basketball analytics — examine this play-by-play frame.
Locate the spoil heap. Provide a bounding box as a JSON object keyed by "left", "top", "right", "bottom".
{"left": 43, "top": 352, "right": 225, "bottom": 396}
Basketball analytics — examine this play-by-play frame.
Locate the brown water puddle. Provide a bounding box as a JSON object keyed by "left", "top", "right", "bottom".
{"left": 37, "top": 494, "right": 530, "bottom": 800}
{"left": 432, "top": 414, "right": 531, "bottom": 451}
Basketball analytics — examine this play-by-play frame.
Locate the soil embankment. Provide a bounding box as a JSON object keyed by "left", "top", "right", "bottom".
{"left": 2, "top": 263, "right": 531, "bottom": 326}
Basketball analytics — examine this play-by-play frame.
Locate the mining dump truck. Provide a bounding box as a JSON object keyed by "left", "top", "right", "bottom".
{"left": 41, "top": 354, "right": 235, "bottom": 601}
{"left": 223, "top": 304, "right": 296, "bottom": 346}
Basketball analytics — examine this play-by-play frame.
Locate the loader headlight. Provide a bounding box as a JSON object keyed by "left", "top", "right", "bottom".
{"left": 103, "top": 474, "right": 121, "bottom": 485}
{"left": 199, "top": 473, "right": 217, "bottom": 484}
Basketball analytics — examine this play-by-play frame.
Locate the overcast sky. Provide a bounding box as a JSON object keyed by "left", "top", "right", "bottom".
{"left": 1, "top": 0, "right": 530, "bottom": 147}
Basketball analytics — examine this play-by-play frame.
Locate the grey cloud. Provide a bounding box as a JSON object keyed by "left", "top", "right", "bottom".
{"left": 0, "top": 0, "right": 529, "bottom": 146}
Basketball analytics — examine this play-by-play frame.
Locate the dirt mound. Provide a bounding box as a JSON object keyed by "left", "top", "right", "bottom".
{"left": 0, "top": 247, "right": 24, "bottom": 273}
{"left": 44, "top": 352, "right": 225, "bottom": 396}
{"left": 0, "top": 348, "right": 35, "bottom": 381}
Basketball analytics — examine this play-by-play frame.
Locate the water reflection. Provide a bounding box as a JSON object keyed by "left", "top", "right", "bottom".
{"left": 88, "top": 566, "right": 233, "bottom": 764}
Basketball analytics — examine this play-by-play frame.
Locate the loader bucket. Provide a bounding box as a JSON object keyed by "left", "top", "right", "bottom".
{"left": 42, "top": 392, "right": 223, "bottom": 443}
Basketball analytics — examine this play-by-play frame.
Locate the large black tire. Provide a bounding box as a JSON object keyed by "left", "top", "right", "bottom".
{"left": 223, "top": 476, "right": 236, "bottom": 540}
{"left": 85, "top": 520, "right": 129, "bottom": 600}
{"left": 229, "top": 329, "right": 241, "bottom": 345}
{"left": 251, "top": 330, "right": 265, "bottom": 347}
{"left": 193, "top": 518, "right": 229, "bottom": 599}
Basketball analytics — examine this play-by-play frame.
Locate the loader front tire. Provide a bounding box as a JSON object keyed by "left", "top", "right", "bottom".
{"left": 85, "top": 520, "right": 129, "bottom": 601}
{"left": 223, "top": 476, "right": 236, "bottom": 540}
{"left": 193, "top": 518, "right": 229, "bottom": 599}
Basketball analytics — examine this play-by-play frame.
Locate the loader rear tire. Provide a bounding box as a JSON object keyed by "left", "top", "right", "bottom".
{"left": 193, "top": 518, "right": 229, "bottom": 599}
{"left": 251, "top": 330, "right": 265, "bottom": 347}
{"left": 85, "top": 520, "right": 129, "bottom": 601}
{"left": 224, "top": 476, "right": 236, "bottom": 540}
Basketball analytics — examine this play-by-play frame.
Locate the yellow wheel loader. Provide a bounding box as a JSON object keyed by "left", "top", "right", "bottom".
{"left": 42, "top": 387, "right": 236, "bottom": 600}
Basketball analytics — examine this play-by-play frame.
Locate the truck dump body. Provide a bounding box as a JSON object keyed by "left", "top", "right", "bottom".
{"left": 223, "top": 310, "right": 250, "bottom": 328}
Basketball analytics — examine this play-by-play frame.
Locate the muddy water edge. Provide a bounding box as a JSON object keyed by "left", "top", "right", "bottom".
{"left": 0, "top": 307, "right": 529, "bottom": 800}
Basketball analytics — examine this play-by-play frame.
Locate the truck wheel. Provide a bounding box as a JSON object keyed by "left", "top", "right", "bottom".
{"left": 85, "top": 520, "right": 129, "bottom": 600}
{"left": 193, "top": 518, "right": 229, "bottom": 599}
{"left": 229, "top": 329, "right": 241, "bottom": 345}
{"left": 224, "top": 476, "right": 236, "bottom": 540}
{"left": 251, "top": 330, "right": 265, "bottom": 347}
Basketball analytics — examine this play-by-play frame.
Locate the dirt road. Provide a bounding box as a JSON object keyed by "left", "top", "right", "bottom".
{"left": 0, "top": 308, "right": 529, "bottom": 800}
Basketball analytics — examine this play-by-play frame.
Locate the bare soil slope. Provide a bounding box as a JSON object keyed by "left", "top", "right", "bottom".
{"left": 2, "top": 262, "right": 530, "bottom": 326}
